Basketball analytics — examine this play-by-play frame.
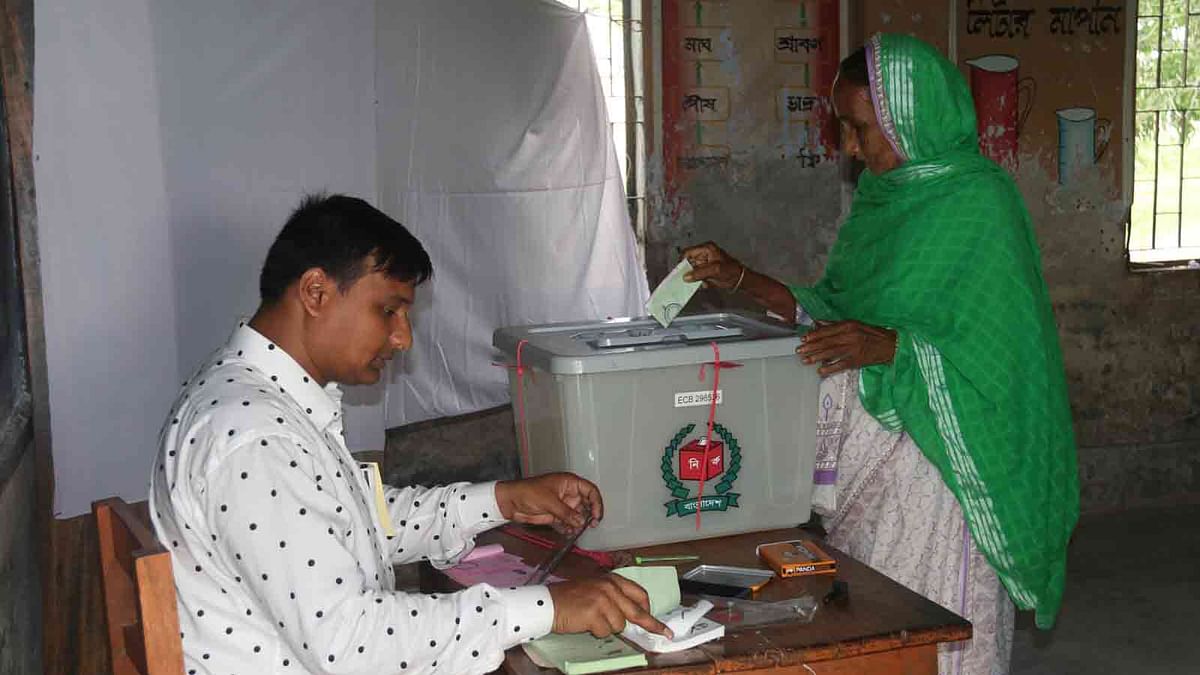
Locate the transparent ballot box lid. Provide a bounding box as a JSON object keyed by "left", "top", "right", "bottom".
{"left": 493, "top": 312, "right": 801, "bottom": 375}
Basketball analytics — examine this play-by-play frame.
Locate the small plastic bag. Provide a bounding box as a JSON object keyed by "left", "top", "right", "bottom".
{"left": 693, "top": 593, "right": 820, "bottom": 629}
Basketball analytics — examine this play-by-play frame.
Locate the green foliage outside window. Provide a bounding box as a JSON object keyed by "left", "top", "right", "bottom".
{"left": 1130, "top": 0, "right": 1200, "bottom": 264}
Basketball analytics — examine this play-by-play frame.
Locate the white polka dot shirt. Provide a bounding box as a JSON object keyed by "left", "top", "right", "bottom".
{"left": 149, "top": 323, "right": 553, "bottom": 674}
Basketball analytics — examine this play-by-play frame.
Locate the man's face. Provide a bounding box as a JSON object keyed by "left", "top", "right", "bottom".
{"left": 310, "top": 269, "right": 416, "bottom": 386}
{"left": 832, "top": 77, "right": 902, "bottom": 176}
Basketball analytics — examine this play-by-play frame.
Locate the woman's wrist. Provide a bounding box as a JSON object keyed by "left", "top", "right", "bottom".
{"left": 730, "top": 265, "right": 747, "bottom": 292}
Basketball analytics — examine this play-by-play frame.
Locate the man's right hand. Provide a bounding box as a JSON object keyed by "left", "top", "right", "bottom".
{"left": 547, "top": 575, "right": 673, "bottom": 639}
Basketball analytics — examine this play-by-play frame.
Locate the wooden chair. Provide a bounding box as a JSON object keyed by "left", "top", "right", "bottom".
{"left": 93, "top": 497, "right": 184, "bottom": 675}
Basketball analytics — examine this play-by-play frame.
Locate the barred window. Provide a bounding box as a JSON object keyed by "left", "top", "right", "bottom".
{"left": 1130, "top": 0, "right": 1200, "bottom": 269}
{"left": 555, "top": 0, "right": 646, "bottom": 244}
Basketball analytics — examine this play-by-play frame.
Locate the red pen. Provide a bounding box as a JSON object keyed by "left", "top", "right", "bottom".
{"left": 501, "top": 525, "right": 616, "bottom": 569}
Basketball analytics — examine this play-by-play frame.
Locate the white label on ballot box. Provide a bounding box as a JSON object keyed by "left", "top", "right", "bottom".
{"left": 674, "top": 389, "right": 723, "bottom": 408}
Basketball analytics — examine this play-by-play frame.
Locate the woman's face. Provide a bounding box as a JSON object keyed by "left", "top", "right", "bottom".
{"left": 832, "top": 76, "right": 902, "bottom": 175}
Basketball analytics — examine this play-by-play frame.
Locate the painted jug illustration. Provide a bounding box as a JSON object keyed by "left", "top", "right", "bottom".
{"left": 1056, "top": 107, "right": 1111, "bottom": 185}
{"left": 966, "top": 55, "right": 1036, "bottom": 172}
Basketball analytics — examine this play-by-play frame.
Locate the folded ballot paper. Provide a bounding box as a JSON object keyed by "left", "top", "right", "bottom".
{"left": 645, "top": 258, "right": 702, "bottom": 327}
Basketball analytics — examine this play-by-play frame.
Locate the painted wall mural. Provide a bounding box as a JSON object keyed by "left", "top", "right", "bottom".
{"left": 958, "top": 0, "right": 1125, "bottom": 198}
{"left": 646, "top": 0, "right": 846, "bottom": 305}
{"left": 1056, "top": 106, "right": 1111, "bottom": 185}
{"left": 965, "top": 53, "right": 1035, "bottom": 173}
{"left": 661, "top": 0, "right": 841, "bottom": 196}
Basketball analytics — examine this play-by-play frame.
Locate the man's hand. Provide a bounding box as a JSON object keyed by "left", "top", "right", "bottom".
{"left": 680, "top": 241, "right": 745, "bottom": 289}
{"left": 796, "top": 320, "right": 897, "bottom": 377}
{"left": 495, "top": 473, "right": 603, "bottom": 534}
{"left": 548, "top": 575, "right": 673, "bottom": 639}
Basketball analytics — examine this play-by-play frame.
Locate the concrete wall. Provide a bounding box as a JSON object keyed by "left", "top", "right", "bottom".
{"left": 1032, "top": 182, "right": 1200, "bottom": 512}
{"left": 384, "top": 407, "right": 520, "bottom": 488}
{"left": 644, "top": 162, "right": 846, "bottom": 290}
{"left": 0, "top": 446, "right": 41, "bottom": 674}
{"left": 0, "top": 2, "right": 42, "bottom": 665}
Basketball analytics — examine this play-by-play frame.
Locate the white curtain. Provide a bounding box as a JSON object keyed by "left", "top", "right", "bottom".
{"left": 33, "top": 0, "right": 644, "bottom": 516}
{"left": 34, "top": 0, "right": 376, "bottom": 517}
{"left": 374, "top": 0, "right": 649, "bottom": 427}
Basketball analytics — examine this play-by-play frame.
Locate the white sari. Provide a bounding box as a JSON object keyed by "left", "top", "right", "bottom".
{"left": 813, "top": 370, "right": 1015, "bottom": 675}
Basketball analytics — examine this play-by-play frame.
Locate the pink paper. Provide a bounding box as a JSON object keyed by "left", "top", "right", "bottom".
{"left": 445, "top": 551, "right": 564, "bottom": 588}
{"left": 462, "top": 543, "right": 505, "bottom": 562}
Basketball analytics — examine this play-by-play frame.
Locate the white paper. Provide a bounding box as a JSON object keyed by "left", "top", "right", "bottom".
{"left": 621, "top": 600, "right": 725, "bottom": 653}
{"left": 645, "top": 258, "right": 702, "bottom": 327}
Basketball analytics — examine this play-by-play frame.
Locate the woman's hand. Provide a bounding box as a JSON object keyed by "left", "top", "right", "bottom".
{"left": 678, "top": 241, "right": 799, "bottom": 321}
{"left": 797, "top": 320, "right": 897, "bottom": 376}
{"left": 681, "top": 242, "right": 745, "bottom": 290}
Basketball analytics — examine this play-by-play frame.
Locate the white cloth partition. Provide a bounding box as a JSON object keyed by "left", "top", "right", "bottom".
{"left": 35, "top": 0, "right": 377, "bottom": 517}
{"left": 33, "top": 0, "right": 645, "bottom": 516}
{"left": 375, "top": 0, "right": 648, "bottom": 426}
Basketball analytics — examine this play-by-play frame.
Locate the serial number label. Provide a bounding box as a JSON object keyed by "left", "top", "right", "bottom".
{"left": 674, "top": 389, "right": 724, "bottom": 408}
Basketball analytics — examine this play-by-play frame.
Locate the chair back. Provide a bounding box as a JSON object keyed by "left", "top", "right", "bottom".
{"left": 93, "top": 497, "right": 184, "bottom": 675}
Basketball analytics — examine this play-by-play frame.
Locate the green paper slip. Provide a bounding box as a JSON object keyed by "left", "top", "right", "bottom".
{"left": 522, "top": 633, "right": 647, "bottom": 674}
{"left": 523, "top": 567, "right": 680, "bottom": 673}
{"left": 645, "top": 259, "right": 701, "bottom": 327}
{"left": 613, "top": 565, "right": 681, "bottom": 617}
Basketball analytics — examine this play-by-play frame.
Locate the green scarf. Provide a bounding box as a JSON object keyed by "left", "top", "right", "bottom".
{"left": 792, "top": 34, "right": 1078, "bottom": 629}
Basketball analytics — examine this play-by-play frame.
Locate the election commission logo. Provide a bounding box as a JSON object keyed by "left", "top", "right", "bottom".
{"left": 661, "top": 422, "right": 742, "bottom": 517}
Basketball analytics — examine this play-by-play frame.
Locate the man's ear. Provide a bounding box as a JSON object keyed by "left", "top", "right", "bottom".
{"left": 296, "top": 267, "right": 333, "bottom": 317}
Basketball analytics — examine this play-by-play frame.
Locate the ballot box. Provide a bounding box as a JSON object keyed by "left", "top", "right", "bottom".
{"left": 494, "top": 313, "right": 820, "bottom": 550}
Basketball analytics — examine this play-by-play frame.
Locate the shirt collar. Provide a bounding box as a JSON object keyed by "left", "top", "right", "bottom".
{"left": 226, "top": 321, "right": 343, "bottom": 432}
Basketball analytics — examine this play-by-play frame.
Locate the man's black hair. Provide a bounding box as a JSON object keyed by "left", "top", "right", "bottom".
{"left": 259, "top": 194, "right": 433, "bottom": 304}
{"left": 838, "top": 47, "right": 869, "bottom": 88}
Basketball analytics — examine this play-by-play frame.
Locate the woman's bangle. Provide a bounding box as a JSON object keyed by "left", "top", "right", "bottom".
{"left": 731, "top": 265, "right": 747, "bottom": 292}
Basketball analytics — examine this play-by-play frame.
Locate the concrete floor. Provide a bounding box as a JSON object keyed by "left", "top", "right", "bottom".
{"left": 1011, "top": 503, "right": 1200, "bottom": 674}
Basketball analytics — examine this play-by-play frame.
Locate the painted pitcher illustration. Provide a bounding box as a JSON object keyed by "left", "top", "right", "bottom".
{"left": 966, "top": 55, "right": 1036, "bottom": 173}
{"left": 1056, "top": 107, "right": 1111, "bottom": 185}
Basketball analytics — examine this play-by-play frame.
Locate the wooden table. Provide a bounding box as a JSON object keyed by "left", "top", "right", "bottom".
{"left": 422, "top": 527, "right": 971, "bottom": 674}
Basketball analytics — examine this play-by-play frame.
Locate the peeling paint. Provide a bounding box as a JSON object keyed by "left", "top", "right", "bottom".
{"left": 646, "top": 155, "right": 844, "bottom": 291}
{"left": 1017, "top": 153, "right": 1200, "bottom": 450}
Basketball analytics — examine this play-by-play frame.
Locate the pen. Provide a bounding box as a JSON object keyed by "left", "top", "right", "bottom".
{"left": 634, "top": 554, "right": 701, "bottom": 564}
{"left": 527, "top": 514, "right": 594, "bottom": 585}
{"left": 501, "top": 525, "right": 616, "bottom": 568}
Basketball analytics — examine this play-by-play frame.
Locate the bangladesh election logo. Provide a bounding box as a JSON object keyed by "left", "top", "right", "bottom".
{"left": 661, "top": 422, "right": 742, "bottom": 517}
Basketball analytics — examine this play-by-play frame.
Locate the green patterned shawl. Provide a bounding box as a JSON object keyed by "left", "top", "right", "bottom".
{"left": 792, "top": 34, "right": 1078, "bottom": 628}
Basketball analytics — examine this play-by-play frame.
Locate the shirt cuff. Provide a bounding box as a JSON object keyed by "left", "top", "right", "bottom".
{"left": 456, "top": 481, "right": 508, "bottom": 535}
{"left": 495, "top": 585, "right": 555, "bottom": 648}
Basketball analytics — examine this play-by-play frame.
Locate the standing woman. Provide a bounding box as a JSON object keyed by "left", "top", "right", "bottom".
{"left": 684, "top": 34, "right": 1078, "bottom": 674}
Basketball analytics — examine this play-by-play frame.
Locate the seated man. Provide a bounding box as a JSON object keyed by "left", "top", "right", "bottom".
{"left": 149, "top": 194, "right": 667, "bottom": 674}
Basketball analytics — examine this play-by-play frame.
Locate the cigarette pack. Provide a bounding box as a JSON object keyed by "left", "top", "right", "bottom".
{"left": 757, "top": 539, "right": 837, "bottom": 578}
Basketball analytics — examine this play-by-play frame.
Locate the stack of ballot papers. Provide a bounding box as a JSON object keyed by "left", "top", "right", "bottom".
{"left": 612, "top": 566, "right": 723, "bottom": 652}
{"left": 522, "top": 565, "right": 724, "bottom": 672}
{"left": 645, "top": 259, "right": 702, "bottom": 327}
{"left": 522, "top": 633, "right": 647, "bottom": 674}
